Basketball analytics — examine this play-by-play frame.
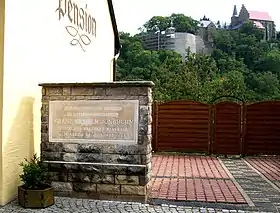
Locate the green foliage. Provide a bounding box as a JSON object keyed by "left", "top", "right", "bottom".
{"left": 144, "top": 16, "right": 170, "bottom": 32}
{"left": 170, "top": 14, "right": 199, "bottom": 33}
{"left": 117, "top": 17, "right": 280, "bottom": 103}
{"left": 19, "top": 154, "right": 50, "bottom": 189}
{"left": 143, "top": 14, "right": 199, "bottom": 33}
{"left": 246, "top": 71, "right": 280, "bottom": 101}
{"left": 202, "top": 71, "right": 246, "bottom": 103}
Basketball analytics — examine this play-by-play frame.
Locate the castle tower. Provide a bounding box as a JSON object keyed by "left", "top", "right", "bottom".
{"left": 233, "top": 5, "right": 238, "bottom": 16}
{"left": 231, "top": 5, "right": 239, "bottom": 27}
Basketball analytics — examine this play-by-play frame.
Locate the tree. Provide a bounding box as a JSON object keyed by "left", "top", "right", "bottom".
{"left": 256, "top": 50, "right": 280, "bottom": 77}
{"left": 143, "top": 16, "right": 170, "bottom": 32}
{"left": 246, "top": 72, "right": 280, "bottom": 101}
{"left": 170, "top": 14, "right": 199, "bottom": 33}
{"left": 143, "top": 14, "right": 199, "bottom": 34}
{"left": 212, "top": 29, "right": 236, "bottom": 53}
{"left": 202, "top": 71, "right": 246, "bottom": 102}
{"left": 239, "top": 21, "right": 264, "bottom": 41}
{"left": 212, "top": 50, "right": 248, "bottom": 74}
{"left": 185, "top": 52, "right": 218, "bottom": 82}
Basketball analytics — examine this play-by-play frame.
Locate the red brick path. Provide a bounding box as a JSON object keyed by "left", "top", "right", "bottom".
{"left": 150, "top": 155, "right": 246, "bottom": 203}
{"left": 246, "top": 157, "right": 280, "bottom": 187}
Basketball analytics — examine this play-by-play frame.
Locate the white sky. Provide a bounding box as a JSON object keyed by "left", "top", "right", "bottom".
{"left": 112, "top": 0, "right": 280, "bottom": 35}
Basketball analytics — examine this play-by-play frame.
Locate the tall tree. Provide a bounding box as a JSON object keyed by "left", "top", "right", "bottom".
{"left": 143, "top": 16, "right": 170, "bottom": 32}
{"left": 170, "top": 13, "right": 199, "bottom": 33}
{"left": 143, "top": 14, "right": 199, "bottom": 33}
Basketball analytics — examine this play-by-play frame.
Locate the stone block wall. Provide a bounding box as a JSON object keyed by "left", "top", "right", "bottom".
{"left": 40, "top": 82, "right": 153, "bottom": 202}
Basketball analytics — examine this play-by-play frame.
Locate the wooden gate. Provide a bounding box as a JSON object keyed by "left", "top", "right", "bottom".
{"left": 244, "top": 101, "right": 280, "bottom": 155}
{"left": 152, "top": 100, "right": 280, "bottom": 155}
{"left": 153, "top": 101, "right": 211, "bottom": 152}
{"left": 213, "top": 102, "right": 242, "bottom": 155}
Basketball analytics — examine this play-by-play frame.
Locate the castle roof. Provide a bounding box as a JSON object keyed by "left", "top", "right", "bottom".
{"left": 233, "top": 5, "right": 238, "bottom": 17}
{"left": 253, "top": 21, "right": 265, "bottom": 29}
{"left": 200, "top": 20, "right": 212, "bottom": 28}
{"left": 248, "top": 10, "right": 272, "bottom": 22}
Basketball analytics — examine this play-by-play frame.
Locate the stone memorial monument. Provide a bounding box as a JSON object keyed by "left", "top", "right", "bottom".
{"left": 40, "top": 81, "right": 153, "bottom": 202}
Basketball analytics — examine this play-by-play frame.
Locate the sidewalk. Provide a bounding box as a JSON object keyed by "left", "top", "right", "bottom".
{"left": 222, "top": 157, "right": 280, "bottom": 212}
{"left": 0, "top": 197, "right": 274, "bottom": 213}
{"left": 150, "top": 155, "right": 246, "bottom": 203}
{"left": 0, "top": 155, "right": 279, "bottom": 212}
{"left": 149, "top": 155, "right": 280, "bottom": 212}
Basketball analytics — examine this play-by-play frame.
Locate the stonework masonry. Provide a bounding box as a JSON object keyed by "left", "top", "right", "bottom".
{"left": 39, "top": 81, "right": 154, "bottom": 202}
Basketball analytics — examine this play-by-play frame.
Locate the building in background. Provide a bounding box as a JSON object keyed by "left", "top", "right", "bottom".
{"left": 197, "top": 16, "right": 227, "bottom": 49}
{"left": 140, "top": 24, "right": 213, "bottom": 60}
{"left": 141, "top": 4, "right": 277, "bottom": 59}
{"left": 230, "top": 4, "right": 276, "bottom": 40}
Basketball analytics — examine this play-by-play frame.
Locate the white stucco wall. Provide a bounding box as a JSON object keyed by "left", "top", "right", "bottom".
{"left": 174, "top": 33, "right": 209, "bottom": 60}
{"left": 5, "top": 0, "right": 115, "bottom": 83}
{"left": 0, "top": 0, "right": 115, "bottom": 205}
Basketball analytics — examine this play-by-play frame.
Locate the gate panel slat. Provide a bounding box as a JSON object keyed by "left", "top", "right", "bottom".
{"left": 213, "top": 102, "right": 242, "bottom": 155}
{"left": 244, "top": 101, "right": 280, "bottom": 155}
{"left": 155, "top": 101, "right": 211, "bottom": 152}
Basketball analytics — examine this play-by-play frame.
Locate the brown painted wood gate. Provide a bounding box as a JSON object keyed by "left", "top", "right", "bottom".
{"left": 152, "top": 101, "right": 211, "bottom": 152}
{"left": 152, "top": 100, "right": 280, "bottom": 155}
{"left": 212, "top": 102, "right": 242, "bottom": 155}
{"left": 244, "top": 101, "right": 280, "bottom": 155}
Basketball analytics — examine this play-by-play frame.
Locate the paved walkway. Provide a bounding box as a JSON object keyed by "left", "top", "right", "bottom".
{"left": 0, "top": 197, "right": 273, "bottom": 213}
{"left": 221, "top": 157, "right": 280, "bottom": 213}
{"left": 150, "top": 155, "right": 246, "bottom": 204}
{"left": 1, "top": 155, "right": 280, "bottom": 212}
{"left": 246, "top": 156, "right": 280, "bottom": 188}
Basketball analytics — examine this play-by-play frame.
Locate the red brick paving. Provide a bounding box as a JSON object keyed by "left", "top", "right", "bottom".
{"left": 150, "top": 155, "right": 246, "bottom": 204}
{"left": 152, "top": 155, "right": 230, "bottom": 179}
{"left": 246, "top": 157, "right": 280, "bottom": 187}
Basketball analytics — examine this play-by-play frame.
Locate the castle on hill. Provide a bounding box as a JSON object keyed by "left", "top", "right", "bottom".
{"left": 141, "top": 4, "right": 276, "bottom": 59}
{"left": 200, "top": 4, "right": 276, "bottom": 40}
{"left": 229, "top": 4, "right": 276, "bottom": 40}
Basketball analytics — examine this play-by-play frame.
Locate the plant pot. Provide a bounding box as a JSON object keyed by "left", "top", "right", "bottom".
{"left": 18, "top": 184, "right": 54, "bottom": 208}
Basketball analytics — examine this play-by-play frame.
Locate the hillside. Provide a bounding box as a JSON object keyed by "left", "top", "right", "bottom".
{"left": 117, "top": 16, "right": 280, "bottom": 103}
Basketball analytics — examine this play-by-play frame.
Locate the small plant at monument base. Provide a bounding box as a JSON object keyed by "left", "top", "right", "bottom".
{"left": 19, "top": 154, "right": 49, "bottom": 189}
{"left": 18, "top": 154, "right": 54, "bottom": 209}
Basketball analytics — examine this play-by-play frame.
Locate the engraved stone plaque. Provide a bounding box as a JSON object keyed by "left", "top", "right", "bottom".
{"left": 49, "top": 100, "right": 139, "bottom": 144}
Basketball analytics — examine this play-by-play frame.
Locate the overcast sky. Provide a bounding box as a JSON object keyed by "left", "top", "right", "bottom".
{"left": 112, "top": 0, "right": 280, "bottom": 35}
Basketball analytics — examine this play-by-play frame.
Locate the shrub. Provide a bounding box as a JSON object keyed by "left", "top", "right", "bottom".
{"left": 19, "top": 154, "right": 50, "bottom": 189}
